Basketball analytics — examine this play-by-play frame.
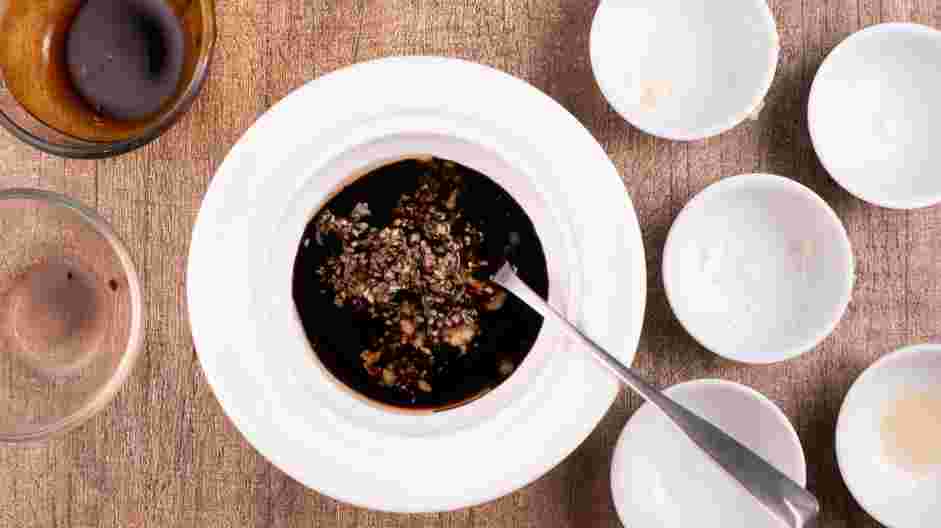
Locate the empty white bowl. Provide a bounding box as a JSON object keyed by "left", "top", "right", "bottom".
{"left": 663, "top": 174, "right": 854, "bottom": 363}
{"left": 590, "top": 0, "right": 779, "bottom": 140}
{"left": 836, "top": 344, "right": 941, "bottom": 527}
{"left": 809, "top": 23, "right": 941, "bottom": 209}
{"left": 611, "top": 379, "right": 806, "bottom": 527}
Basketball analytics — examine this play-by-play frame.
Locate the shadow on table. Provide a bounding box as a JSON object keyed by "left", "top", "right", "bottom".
{"left": 759, "top": 51, "right": 864, "bottom": 220}
{"left": 797, "top": 362, "right": 884, "bottom": 527}
{"left": 523, "top": 0, "right": 653, "bottom": 163}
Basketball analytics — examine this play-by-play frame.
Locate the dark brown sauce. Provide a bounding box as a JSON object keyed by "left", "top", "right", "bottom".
{"left": 292, "top": 159, "right": 549, "bottom": 410}
{"left": 66, "top": 0, "right": 185, "bottom": 121}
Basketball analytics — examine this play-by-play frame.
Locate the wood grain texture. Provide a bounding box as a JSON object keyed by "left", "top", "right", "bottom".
{"left": 2, "top": 1, "right": 940, "bottom": 526}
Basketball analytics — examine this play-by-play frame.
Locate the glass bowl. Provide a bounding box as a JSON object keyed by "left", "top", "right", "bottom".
{"left": 0, "top": 0, "right": 216, "bottom": 159}
{"left": 0, "top": 189, "right": 144, "bottom": 443}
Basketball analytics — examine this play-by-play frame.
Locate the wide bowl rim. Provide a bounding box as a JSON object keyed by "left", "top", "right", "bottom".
{"left": 186, "top": 55, "right": 647, "bottom": 512}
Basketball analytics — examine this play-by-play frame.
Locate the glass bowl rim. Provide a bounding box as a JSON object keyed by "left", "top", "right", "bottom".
{"left": 0, "top": 0, "right": 217, "bottom": 160}
{"left": 0, "top": 188, "right": 145, "bottom": 444}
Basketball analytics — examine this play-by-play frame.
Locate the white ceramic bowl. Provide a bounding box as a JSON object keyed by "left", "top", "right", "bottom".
{"left": 836, "top": 344, "right": 941, "bottom": 527}
{"left": 663, "top": 174, "right": 854, "bottom": 363}
{"left": 187, "top": 57, "right": 647, "bottom": 512}
{"left": 611, "top": 379, "right": 806, "bottom": 527}
{"left": 590, "top": 0, "right": 779, "bottom": 140}
{"left": 809, "top": 23, "right": 941, "bottom": 209}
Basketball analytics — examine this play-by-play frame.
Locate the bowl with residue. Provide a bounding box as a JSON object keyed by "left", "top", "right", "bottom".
{"left": 0, "top": 0, "right": 216, "bottom": 159}
{"left": 836, "top": 344, "right": 941, "bottom": 527}
{"left": 590, "top": 0, "right": 779, "bottom": 140}
{"left": 0, "top": 189, "right": 144, "bottom": 443}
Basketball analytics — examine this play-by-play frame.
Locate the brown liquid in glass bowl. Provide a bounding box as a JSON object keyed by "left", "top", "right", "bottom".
{"left": 66, "top": 0, "right": 185, "bottom": 122}
{"left": 0, "top": 0, "right": 207, "bottom": 142}
{"left": 292, "top": 158, "right": 549, "bottom": 410}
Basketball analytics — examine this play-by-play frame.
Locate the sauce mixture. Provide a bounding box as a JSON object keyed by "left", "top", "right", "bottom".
{"left": 292, "top": 158, "right": 548, "bottom": 409}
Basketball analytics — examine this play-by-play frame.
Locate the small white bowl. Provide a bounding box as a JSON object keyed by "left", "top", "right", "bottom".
{"left": 590, "top": 0, "right": 779, "bottom": 140}
{"left": 836, "top": 344, "right": 941, "bottom": 527}
{"left": 611, "top": 379, "right": 806, "bottom": 527}
{"left": 663, "top": 174, "right": 854, "bottom": 363}
{"left": 809, "top": 23, "right": 941, "bottom": 209}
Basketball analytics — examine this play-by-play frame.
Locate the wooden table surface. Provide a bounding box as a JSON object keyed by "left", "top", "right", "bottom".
{"left": 2, "top": 1, "right": 940, "bottom": 526}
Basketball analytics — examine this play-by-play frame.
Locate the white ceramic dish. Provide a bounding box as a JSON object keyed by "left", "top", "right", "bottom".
{"left": 611, "top": 379, "right": 806, "bottom": 527}
{"left": 663, "top": 174, "right": 854, "bottom": 363}
{"left": 187, "top": 57, "right": 647, "bottom": 512}
{"left": 836, "top": 344, "right": 941, "bottom": 527}
{"left": 809, "top": 23, "right": 941, "bottom": 209}
{"left": 590, "top": 0, "right": 779, "bottom": 141}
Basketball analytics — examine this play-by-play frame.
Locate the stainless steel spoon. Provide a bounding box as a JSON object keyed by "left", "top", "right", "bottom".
{"left": 492, "top": 263, "right": 820, "bottom": 528}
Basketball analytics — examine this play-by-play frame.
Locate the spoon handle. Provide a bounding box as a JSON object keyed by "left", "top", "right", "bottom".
{"left": 493, "top": 264, "right": 819, "bottom": 528}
